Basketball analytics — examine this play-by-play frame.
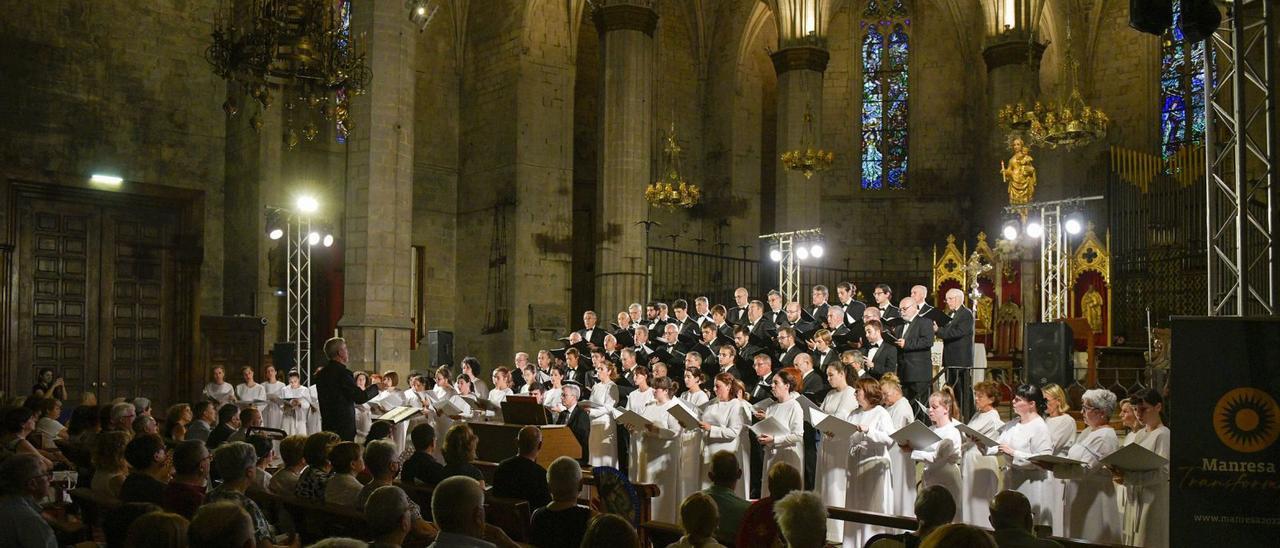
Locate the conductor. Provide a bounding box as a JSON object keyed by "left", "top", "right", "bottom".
{"left": 314, "top": 336, "right": 372, "bottom": 441}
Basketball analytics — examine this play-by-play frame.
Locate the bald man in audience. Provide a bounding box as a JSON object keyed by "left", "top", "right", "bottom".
{"left": 493, "top": 426, "right": 552, "bottom": 509}
{"left": 990, "top": 490, "right": 1063, "bottom": 548}
{"left": 429, "top": 476, "right": 518, "bottom": 548}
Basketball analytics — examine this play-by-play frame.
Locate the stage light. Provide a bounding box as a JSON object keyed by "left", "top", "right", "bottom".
{"left": 296, "top": 195, "right": 319, "bottom": 214}
{"left": 1065, "top": 214, "right": 1084, "bottom": 235}
{"left": 274, "top": 288, "right": 286, "bottom": 297}
{"left": 810, "top": 243, "right": 824, "bottom": 258}
{"left": 408, "top": 0, "right": 437, "bottom": 32}
{"left": 322, "top": 234, "right": 334, "bottom": 247}
{"left": 1001, "top": 220, "right": 1020, "bottom": 241}
{"left": 268, "top": 227, "right": 284, "bottom": 240}
{"left": 769, "top": 249, "right": 783, "bottom": 262}
{"left": 307, "top": 231, "right": 321, "bottom": 246}
{"left": 796, "top": 246, "right": 810, "bottom": 260}
{"left": 90, "top": 174, "right": 123, "bottom": 185}
{"left": 265, "top": 208, "right": 285, "bottom": 240}
{"left": 1026, "top": 220, "right": 1044, "bottom": 239}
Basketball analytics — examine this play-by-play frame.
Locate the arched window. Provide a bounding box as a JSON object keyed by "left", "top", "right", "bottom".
{"left": 1160, "top": 0, "right": 1207, "bottom": 166}
{"left": 860, "top": 0, "right": 910, "bottom": 190}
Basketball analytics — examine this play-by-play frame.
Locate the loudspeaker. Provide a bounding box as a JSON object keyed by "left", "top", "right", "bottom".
{"left": 427, "top": 330, "right": 454, "bottom": 367}
{"left": 1025, "top": 322, "right": 1073, "bottom": 387}
{"left": 1179, "top": 0, "right": 1221, "bottom": 43}
{"left": 272, "top": 342, "right": 296, "bottom": 374}
{"left": 1130, "top": 0, "right": 1172, "bottom": 36}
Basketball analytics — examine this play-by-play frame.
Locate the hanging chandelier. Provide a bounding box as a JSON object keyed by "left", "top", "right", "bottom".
{"left": 205, "top": 0, "right": 371, "bottom": 148}
{"left": 780, "top": 103, "right": 835, "bottom": 179}
{"left": 997, "top": 15, "right": 1108, "bottom": 149}
{"left": 645, "top": 123, "right": 701, "bottom": 209}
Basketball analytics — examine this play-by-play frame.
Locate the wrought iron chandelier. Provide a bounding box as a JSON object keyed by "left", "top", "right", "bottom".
{"left": 997, "top": 15, "right": 1108, "bottom": 149}
{"left": 205, "top": 0, "right": 371, "bottom": 147}
{"left": 780, "top": 103, "right": 835, "bottom": 179}
{"left": 645, "top": 123, "right": 701, "bottom": 209}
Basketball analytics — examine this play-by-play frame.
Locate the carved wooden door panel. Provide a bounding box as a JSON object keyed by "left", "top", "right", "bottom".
{"left": 99, "top": 208, "right": 175, "bottom": 403}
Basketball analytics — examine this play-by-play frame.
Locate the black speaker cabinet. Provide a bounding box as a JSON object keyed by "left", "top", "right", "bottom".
{"left": 1130, "top": 0, "right": 1172, "bottom": 36}
{"left": 428, "top": 330, "right": 454, "bottom": 367}
{"left": 272, "top": 342, "right": 296, "bottom": 375}
{"left": 1025, "top": 322, "right": 1073, "bottom": 387}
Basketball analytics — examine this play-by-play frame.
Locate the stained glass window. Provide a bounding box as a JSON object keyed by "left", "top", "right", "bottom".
{"left": 860, "top": 0, "right": 910, "bottom": 190}
{"left": 1161, "top": 0, "right": 1207, "bottom": 166}
{"left": 335, "top": 0, "right": 352, "bottom": 144}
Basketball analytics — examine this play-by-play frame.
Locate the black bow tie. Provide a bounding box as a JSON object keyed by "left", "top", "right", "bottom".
{"left": 869, "top": 343, "right": 880, "bottom": 348}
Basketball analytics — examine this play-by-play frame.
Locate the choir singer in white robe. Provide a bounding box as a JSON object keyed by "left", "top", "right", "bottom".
{"left": 1050, "top": 388, "right": 1120, "bottom": 544}
{"left": 905, "top": 388, "right": 963, "bottom": 503}
{"left": 279, "top": 370, "right": 311, "bottom": 437}
{"left": 752, "top": 369, "right": 805, "bottom": 498}
{"left": 845, "top": 376, "right": 895, "bottom": 548}
{"left": 632, "top": 376, "right": 682, "bottom": 523}
{"left": 961, "top": 381, "right": 1004, "bottom": 527}
{"left": 978, "top": 383, "right": 1052, "bottom": 530}
{"left": 880, "top": 373, "right": 917, "bottom": 518}
{"left": 1042, "top": 383, "right": 1078, "bottom": 536}
{"left": 699, "top": 372, "right": 750, "bottom": 497}
{"left": 816, "top": 359, "right": 859, "bottom": 543}
{"left": 260, "top": 365, "right": 285, "bottom": 431}
{"left": 586, "top": 361, "right": 621, "bottom": 468}
{"left": 1118, "top": 389, "right": 1169, "bottom": 548}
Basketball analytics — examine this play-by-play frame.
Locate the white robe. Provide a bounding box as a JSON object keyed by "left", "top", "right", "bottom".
{"left": 679, "top": 390, "right": 709, "bottom": 409}
{"left": 235, "top": 383, "right": 267, "bottom": 416}
{"left": 370, "top": 388, "right": 408, "bottom": 452}
{"left": 636, "top": 400, "right": 681, "bottom": 523}
{"left": 626, "top": 388, "right": 656, "bottom": 476}
{"left": 279, "top": 385, "right": 312, "bottom": 437}
{"left": 885, "top": 397, "right": 917, "bottom": 518}
{"left": 487, "top": 387, "right": 512, "bottom": 421}
{"left": 586, "top": 382, "right": 620, "bottom": 468}
{"left": 1054, "top": 426, "right": 1121, "bottom": 544}
{"left": 1123, "top": 425, "right": 1169, "bottom": 547}
{"left": 306, "top": 385, "right": 322, "bottom": 434}
{"left": 816, "top": 386, "right": 858, "bottom": 543}
{"left": 260, "top": 381, "right": 286, "bottom": 430}
{"left": 203, "top": 382, "right": 235, "bottom": 405}
{"left": 961, "top": 409, "right": 1003, "bottom": 526}
{"left": 844, "top": 405, "right": 895, "bottom": 548}
{"left": 761, "top": 397, "right": 805, "bottom": 497}
{"left": 700, "top": 399, "right": 750, "bottom": 498}
{"left": 911, "top": 419, "right": 963, "bottom": 504}
{"left": 987, "top": 416, "right": 1053, "bottom": 529}
{"left": 1044, "top": 414, "right": 1078, "bottom": 535}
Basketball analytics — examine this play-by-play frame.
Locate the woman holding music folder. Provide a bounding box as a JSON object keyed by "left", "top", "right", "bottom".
{"left": 976, "top": 383, "right": 1053, "bottom": 531}
{"left": 1049, "top": 388, "right": 1120, "bottom": 544}
{"left": 880, "top": 373, "right": 917, "bottom": 518}
{"left": 903, "top": 387, "right": 963, "bottom": 503}
{"left": 1116, "top": 389, "right": 1169, "bottom": 548}
{"left": 624, "top": 365, "right": 656, "bottom": 477}
{"left": 699, "top": 373, "right": 751, "bottom": 496}
{"left": 629, "top": 375, "right": 682, "bottom": 523}
{"left": 961, "top": 381, "right": 1004, "bottom": 527}
{"left": 815, "top": 360, "right": 859, "bottom": 543}
{"left": 585, "top": 361, "right": 621, "bottom": 469}
{"left": 751, "top": 368, "right": 805, "bottom": 497}
{"left": 845, "top": 376, "right": 896, "bottom": 547}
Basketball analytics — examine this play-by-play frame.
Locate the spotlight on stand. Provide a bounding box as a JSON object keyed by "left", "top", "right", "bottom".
{"left": 1064, "top": 212, "right": 1084, "bottom": 235}
{"left": 1026, "top": 218, "right": 1044, "bottom": 239}
{"left": 307, "top": 231, "right": 321, "bottom": 246}
{"left": 296, "top": 195, "right": 319, "bottom": 214}
{"left": 322, "top": 234, "right": 334, "bottom": 247}
{"left": 265, "top": 208, "right": 285, "bottom": 240}
{"left": 769, "top": 248, "right": 783, "bottom": 262}
{"left": 1002, "top": 219, "right": 1020, "bottom": 241}
{"left": 796, "top": 246, "right": 810, "bottom": 260}
{"left": 810, "top": 243, "right": 824, "bottom": 258}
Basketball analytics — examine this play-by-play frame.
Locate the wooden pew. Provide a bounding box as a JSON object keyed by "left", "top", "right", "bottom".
{"left": 275, "top": 493, "right": 372, "bottom": 544}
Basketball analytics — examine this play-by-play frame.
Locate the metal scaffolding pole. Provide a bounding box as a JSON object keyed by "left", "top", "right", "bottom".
{"left": 1040, "top": 204, "right": 1068, "bottom": 322}
{"left": 286, "top": 214, "right": 313, "bottom": 382}
{"left": 1206, "top": 0, "right": 1276, "bottom": 316}
{"left": 760, "top": 228, "right": 823, "bottom": 304}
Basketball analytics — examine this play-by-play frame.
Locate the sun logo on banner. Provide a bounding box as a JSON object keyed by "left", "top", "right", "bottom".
{"left": 1214, "top": 388, "right": 1280, "bottom": 453}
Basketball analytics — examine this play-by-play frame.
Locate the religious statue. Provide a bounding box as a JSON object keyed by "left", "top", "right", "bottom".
{"left": 976, "top": 295, "right": 994, "bottom": 334}
{"left": 1082, "top": 288, "right": 1104, "bottom": 333}
{"left": 1001, "top": 137, "right": 1037, "bottom": 205}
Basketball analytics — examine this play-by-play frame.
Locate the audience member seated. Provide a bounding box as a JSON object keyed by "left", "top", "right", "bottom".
{"left": 108, "top": 402, "right": 137, "bottom": 434}
{"left": 164, "top": 403, "right": 193, "bottom": 442}
{"left": 921, "top": 524, "right": 998, "bottom": 548}
{"left": 187, "top": 402, "right": 214, "bottom": 443}
{"left": 92, "top": 430, "right": 130, "bottom": 499}
{"left": 105, "top": 502, "right": 163, "bottom": 548}
{"left": 702, "top": 450, "right": 749, "bottom": 541}
{"left": 365, "top": 485, "right": 415, "bottom": 547}
{"left": 356, "top": 439, "right": 399, "bottom": 509}
{"left": 269, "top": 434, "right": 308, "bottom": 496}
{"left": 66, "top": 404, "right": 101, "bottom": 454}
{"left": 988, "top": 490, "right": 1062, "bottom": 548}
{"left": 670, "top": 492, "right": 725, "bottom": 548}
{"left": 492, "top": 425, "right": 551, "bottom": 509}
{"left": 207, "top": 442, "right": 278, "bottom": 546}
{"left": 126, "top": 511, "right": 190, "bottom": 548}
{"left": 120, "top": 433, "right": 172, "bottom": 505}
{"left": 325, "top": 441, "right": 367, "bottom": 506}
{"left": 247, "top": 436, "right": 275, "bottom": 491}
{"left": 774, "top": 490, "right": 827, "bottom": 548}
{"left": 580, "top": 513, "right": 641, "bottom": 548}
{"left": 867, "top": 485, "right": 958, "bottom": 548}
{"left": 429, "top": 476, "right": 518, "bottom": 548}
{"left": 0, "top": 454, "right": 59, "bottom": 548}
{"left": 206, "top": 404, "right": 240, "bottom": 450}
{"left": 229, "top": 407, "right": 262, "bottom": 444}
{"left": 736, "top": 462, "right": 802, "bottom": 547}
{"left": 132, "top": 415, "right": 159, "bottom": 437}
{"left": 401, "top": 423, "right": 445, "bottom": 486}
{"left": 529, "top": 456, "right": 594, "bottom": 548}
{"left": 133, "top": 397, "right": 153, "bottom": 418}
{"left": 441, "top": 423, "right": 485, "bottom": 486}
{"left": 1, "top": 406, "right": 54, "bottom": 469}
{"left": 365, "top": 420, "right": 393, "bottom": 446}
{"left": 189, "top": 501, "right": 256, "bottom": 548}
{"left": 162, "top": 439, "right": 210, "bottom": 519}
{"left": 295, "top": 431, "right": 340, "bottom": 503}
{"left": 34, "top": 398, "right": 66, "bottom": 450}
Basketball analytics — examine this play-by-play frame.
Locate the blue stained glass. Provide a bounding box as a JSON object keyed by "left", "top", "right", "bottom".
{"left": 335, "top": 0, "right": 352, "bottom": 144}
{"left": 1160, "top": 0, "right": 1207, "bottom": 165}
{"left": 860, "top": 6, "right": 909, "bottom": 190}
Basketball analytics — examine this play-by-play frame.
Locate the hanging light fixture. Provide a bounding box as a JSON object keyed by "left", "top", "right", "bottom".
{"left": 780, "top": 102, "right": 835, "bottom": 179}
{"left": 645, "top": 123, "right": 702, "bottom": 209}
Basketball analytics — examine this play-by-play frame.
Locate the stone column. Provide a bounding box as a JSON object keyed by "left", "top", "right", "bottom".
{"left": 593, "top": 2, "right": 657, "bottom": 316}
{"left": 772, "top": 46, "right": 828, "bottom": 232}
{"left": 338, "top": 0, "right": 416, "bottom": 374}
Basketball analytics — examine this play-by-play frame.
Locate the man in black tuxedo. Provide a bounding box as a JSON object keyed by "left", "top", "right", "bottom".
{"left": 911, "top": 285, "right": 935, "bottom": 318}
{"left": 695, "top": 323, "right": 723, "bottom": 380}
{"left": 746, "top": 354, "right": 775, "bottom": 499}
{"left": 632, "top": 325, "right": 655, "bottom": 365}
{"left": 893, "top": 298, "right": 936, "bottom": 411}
{"left": 794, "top": 353, "right": 826, "bottom": 490}
{"left": 727, "top": 287, "right": 751, "bottom": 325}
{"left": 837, "top": 281, "right": 867, "bottom": 325}
{"left": 862, "top": 319, "right": 898, "bottom": 378}
{"left": 715, "top": 344, "right": 744, "bottom": 381}
{"left": 765, "top": 290, "right": 786, "bottom": 326}
{"left": 563, "top": 348, "right": 590, "bottom": 387}
{"left": 732, "top": 326, "right": 764, "bottom": 386}
{"left": 612, "top": 311, "right": 635, "bottom": 349}
{"left": 693, "top": 296, "right": 713, "bottom": 326}
{"left": 775, "top": 327, "right": 804, "bottom": 368}
{"left": 825, "top": 306, "right": 859, "bottom": 353}
{"left": 671, "top": 299, "right": 700, "bottom": 338}
{"left": 313, "top": 337, "right": 372, "bottom": 441}
{"left": 557, "top": 383, "right": 591, "bottom": 464}
{"left": 810, "top": 285, "right": 831, "bottom": 326}
{"left": 937, "top": 288, "right": 976, "bottom": 418}
{"left": 873, "top": 283, "right": 902, "bottom": 320}
{"left": 745, "top": 300, "right": 777, "bottom": 349}
{"left": 576, "top": 310, "right": 607, "bottom": 349}
{"left": 492, "top": 426, "right": 552, "bottom": 509}
{"left": 812, "top": 329, "right": 841, "bottom": 372}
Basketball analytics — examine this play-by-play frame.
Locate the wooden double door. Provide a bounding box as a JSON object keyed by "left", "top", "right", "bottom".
{"left": 13, "top": 195, "right": 181, "bottom": 405}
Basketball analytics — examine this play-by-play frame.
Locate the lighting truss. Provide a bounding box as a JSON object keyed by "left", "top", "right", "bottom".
{"left": 1006, "top": 196, "right": 1103, "bottom": 322}
{"left": 286, "top": 214, "right": 313, "bottom": 382}
{"left": 1205, "top": 0, "right": 1275, "bottom": 316}
{"left": 760, "top": 228, "right": 822, "bottom": 304}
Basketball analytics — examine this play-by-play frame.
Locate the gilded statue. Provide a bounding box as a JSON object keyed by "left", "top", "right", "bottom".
{"left": 1082, "top": 288, "right": 1103, "bottom": 333}
{"left": 976, "top": 295, "right": 993, "bottom": 335}
{"left": 1001, "top": 137, "right": 1037, "bottom": 205}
